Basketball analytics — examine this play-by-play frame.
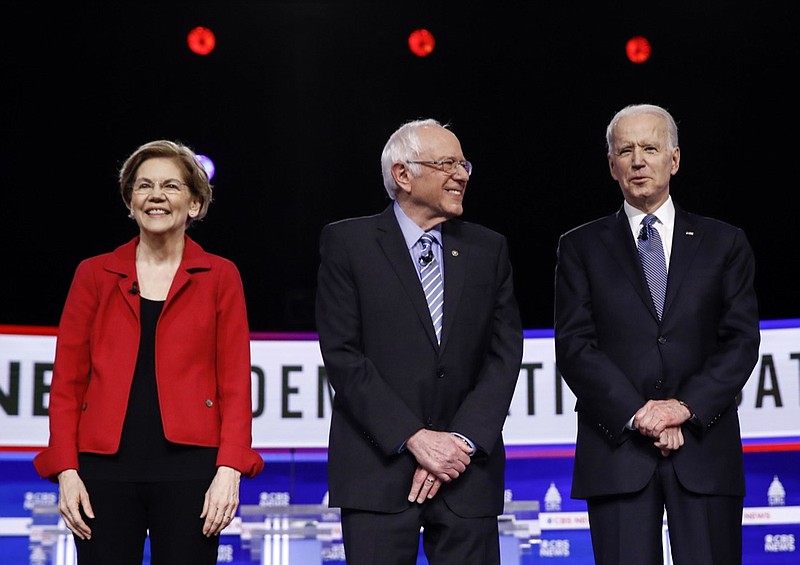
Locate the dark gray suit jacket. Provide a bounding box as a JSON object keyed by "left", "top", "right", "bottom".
{"left": 316, "top": 204, "right": 523, "bottom": 517}
{"left": 554, "top": 203, "right": 761, "bottom": 499}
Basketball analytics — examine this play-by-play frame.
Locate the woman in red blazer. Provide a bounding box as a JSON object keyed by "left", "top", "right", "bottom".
{"left": 33, "top": 140, "right": 263, "bottom": 565}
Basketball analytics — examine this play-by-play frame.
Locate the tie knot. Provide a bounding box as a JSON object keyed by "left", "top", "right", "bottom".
{"left": 419, "top": 233, "right": 436, "bottom": 266}
{"left": 639, "top": 214, "right": 659, "bottom": 241}
{"left": 420, "top": 233, "right": 436, "bottom": 246}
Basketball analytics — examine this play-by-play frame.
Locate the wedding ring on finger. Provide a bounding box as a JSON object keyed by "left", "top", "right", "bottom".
{"left": 426, "top": 478, "right": 435, "bottom": 484}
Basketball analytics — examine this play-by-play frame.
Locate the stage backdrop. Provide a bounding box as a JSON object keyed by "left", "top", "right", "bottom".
{"left": 1, "top": 321, "right": 798, "bottom": 449}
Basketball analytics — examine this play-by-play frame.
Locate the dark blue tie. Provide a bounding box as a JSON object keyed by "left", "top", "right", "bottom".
{"left": 638, "top": 214, "right": 668, "bottom": 320}
{"left": 418, "top": 233, "right": 443, "bottom": 343}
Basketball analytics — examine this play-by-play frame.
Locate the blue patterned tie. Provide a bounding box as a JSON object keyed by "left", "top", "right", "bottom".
{"left": 638, "top": 214, "right": 668, "bottom": 320}
{"left": 418, "top": 233, "right": 444, "bottom": 343}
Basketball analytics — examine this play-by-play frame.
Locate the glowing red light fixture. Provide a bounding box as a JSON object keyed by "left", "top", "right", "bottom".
{"left": 187, "top": 26, "right": 216, "bottom": 56}
{"left": 408, "top": 29, "right": 436, "bottom": 58}
{"left": 626, "top": 36, "right": 651, "bottom": 63}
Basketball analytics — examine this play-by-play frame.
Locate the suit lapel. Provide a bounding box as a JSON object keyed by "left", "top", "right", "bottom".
{"left": 105, "top": 238, "right": 140, "bottom": 320}
{"left": 440, "top": 221, "right": 467, "bottom": 352}
{"left": 663, "top": 207, "right": 701, "bottom": 320}
{"left": 375, "top": 207, "right": 440, "bottom": 348}
{"left": 599, "top": 208, "right": 658, "bottom": 319}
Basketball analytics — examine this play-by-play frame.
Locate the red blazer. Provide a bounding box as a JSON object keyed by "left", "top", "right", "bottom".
{"left": 33, "top": 236, "right": 263, "bottom": 480}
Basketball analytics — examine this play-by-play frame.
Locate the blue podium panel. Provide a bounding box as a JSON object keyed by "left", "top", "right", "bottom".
{"left": 743, "top": 525, "right": 798, "bottom": 564}
{"left": 535, "top": 512, "right": 595, "bottom": 564}
{"left": 3, "top": 535, "right": 31, "bottom": 564}
{"left": 742, "top": 507, "right": 800, "bottom": 564}
{"left": 0, "top": 453, "right": 58, "bottom": 518}
{"left": 238, "top": 451, "right": 330, "bottom": 507}
{"left": 218, "top": 535, "right": 250, "bottom": 564}
{"left": 743, "top": 450, "right": 800, "bottom": 508}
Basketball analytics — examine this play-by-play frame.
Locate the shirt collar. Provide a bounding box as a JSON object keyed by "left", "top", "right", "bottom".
{"left": 624, "top": 195, "right": 675, "bottom": 235}
{"left": 393, "top": 201, "right": 442, "bottom": 249}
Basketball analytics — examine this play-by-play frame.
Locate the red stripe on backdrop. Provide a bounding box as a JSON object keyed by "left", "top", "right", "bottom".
{"left": 0, "top": 325, "right": 57, "bottom": 336}
{"left": 4, "top": 442, "right": 799, "bottom": 455}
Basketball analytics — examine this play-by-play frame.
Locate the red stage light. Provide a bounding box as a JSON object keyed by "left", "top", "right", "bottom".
{"left": 408, "top": 29, "right": 436, "bottom": 57}
{"left": 187, "top": 26, "right": 216, "bottom": 56}
{"left": 626, "top": 36, "right": 651, "bottom": 63}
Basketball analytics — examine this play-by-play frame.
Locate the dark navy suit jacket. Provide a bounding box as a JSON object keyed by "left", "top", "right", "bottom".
{"left": 554, "top": 203, "right": 760, "bottom": 499}
{"left": 316, "top": 204, "right": 523, "bottom": 517}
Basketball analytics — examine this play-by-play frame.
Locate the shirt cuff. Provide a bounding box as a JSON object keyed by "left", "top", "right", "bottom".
{"left": 450, "top": 432, "right": 476, "bottom": 456}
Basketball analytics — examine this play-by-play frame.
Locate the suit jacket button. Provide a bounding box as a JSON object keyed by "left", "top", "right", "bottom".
{"left": 658, "top": 336, "right": 667, "bottom": 344}
{"left": 655, "top": 380, "right": 663, "bottom": 389}
{"left": 81, "top": 402, "right": 88, "bottom": 411}
{"left": 205, "top": 399, "right": 214, "bottom": 407}
{"left": 436, "top": 368, "right": 445, "bottom": 378}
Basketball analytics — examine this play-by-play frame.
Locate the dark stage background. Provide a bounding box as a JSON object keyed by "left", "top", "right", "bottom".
{"left": 3, "top": 2, "right": 798, "bottom": 332}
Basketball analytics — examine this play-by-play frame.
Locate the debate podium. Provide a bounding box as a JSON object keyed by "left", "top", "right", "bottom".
{"left": 239, "top": 500, "right": 540, "bottom": 565}
{"left": 28, "top": 500, "right": 540, "bottom": 565}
